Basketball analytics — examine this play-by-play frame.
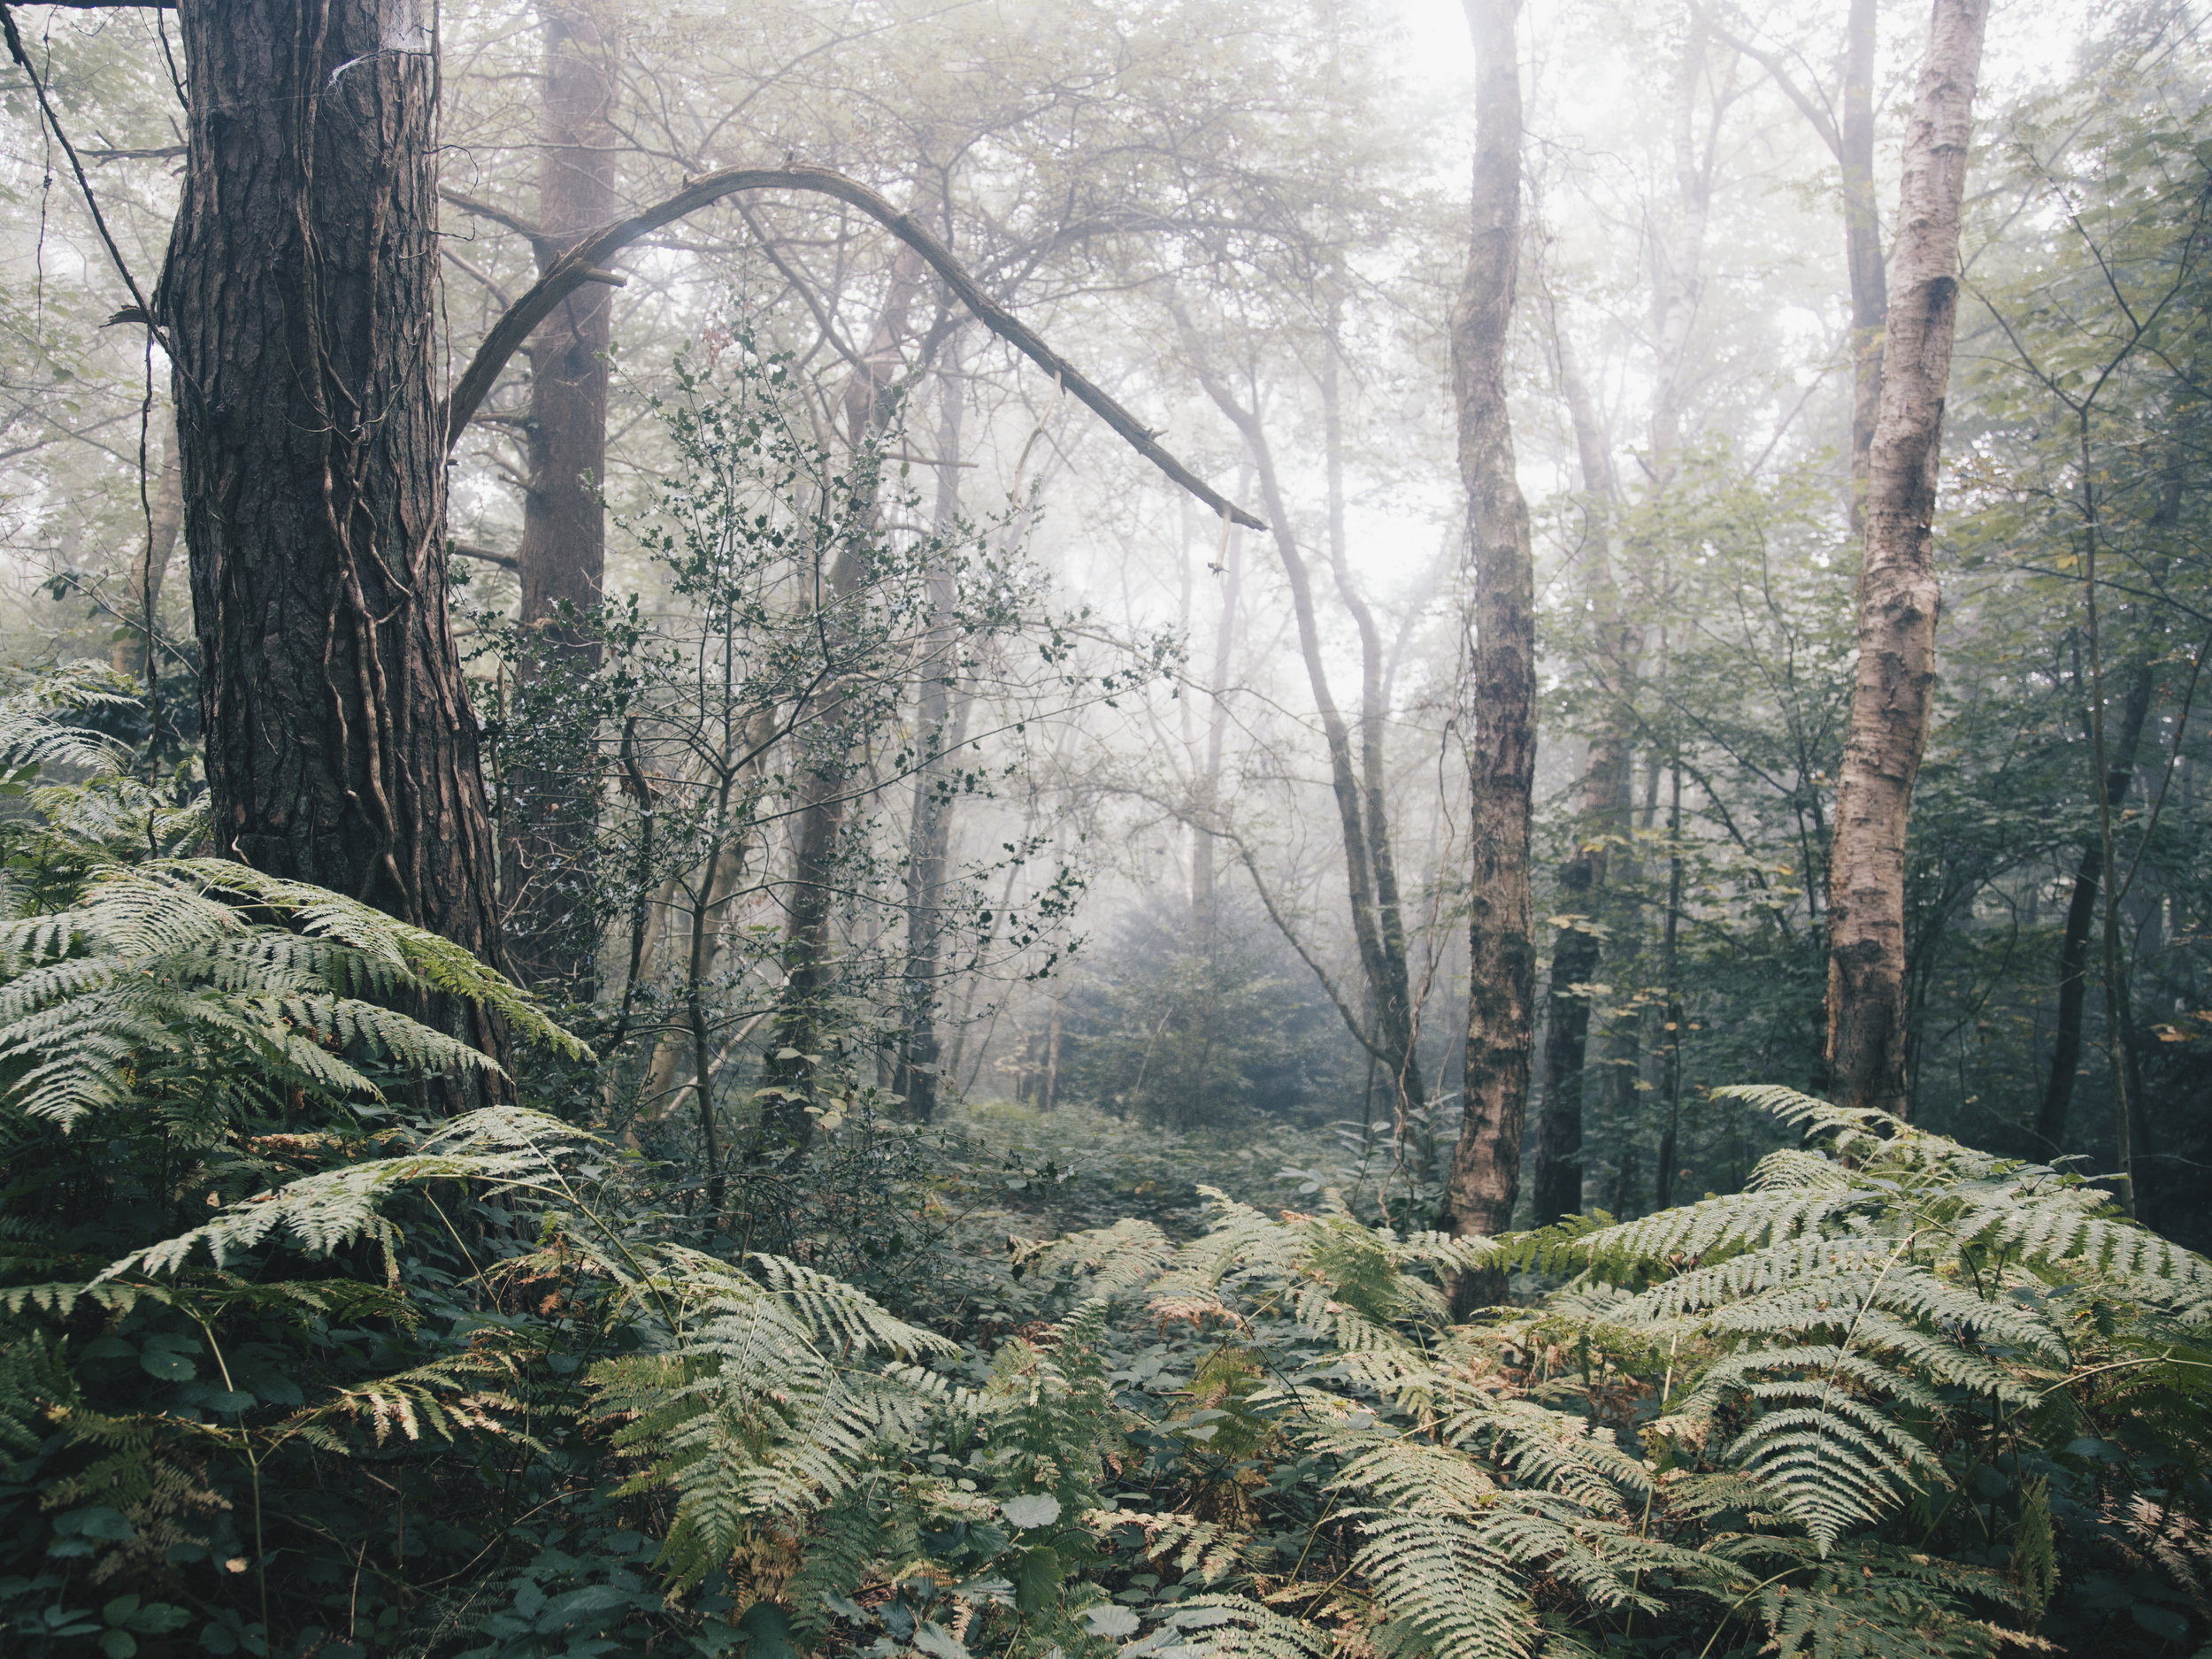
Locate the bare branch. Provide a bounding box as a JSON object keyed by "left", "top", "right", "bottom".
{"left": 1692, "top": 3, "right": 1844, "bottom": 160}
{"left": 440, "top": 187, "right": 550, "bottom": 250}
{"left": 450, "top": 541, "right": 518, "bottom": 572}
{"left": 442, "top": 163, "right": 1265, "bottom": 529}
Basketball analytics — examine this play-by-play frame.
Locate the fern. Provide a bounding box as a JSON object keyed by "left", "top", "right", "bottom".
{"left": 1750, "top": 1545, "right": 2036, "bottom": 1659}
{"left": 1529, "top": 1086, "right": 2212, "bottom": 1563}
{"left": 0, "top": 859, "right": 586, "bottom": 1133}
{"left": 96, "top": 1106, "right": 595, "bottom": 1280}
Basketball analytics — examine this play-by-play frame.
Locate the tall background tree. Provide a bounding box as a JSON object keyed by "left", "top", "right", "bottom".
{"left": 1824, "top": 0, "right": 1989, "bottom": 1118}
{"left": 1445, "top": 0, "right": 1537, "bottom": 1248}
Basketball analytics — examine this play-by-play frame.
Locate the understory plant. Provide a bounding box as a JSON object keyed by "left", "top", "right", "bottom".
{"left": 4, "top": 676, "right": 2210, "bottom": 1659}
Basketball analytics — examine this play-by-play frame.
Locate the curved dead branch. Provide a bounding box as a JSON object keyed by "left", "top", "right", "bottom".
{"left": 442, "top": 163, "right": 1264, "bottom": 530}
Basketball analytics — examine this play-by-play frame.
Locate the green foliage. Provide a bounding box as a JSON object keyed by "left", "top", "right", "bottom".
{"left": 551, "top": 1086, "right": 2212, "bottom": 1659}
{"left": 1053, "top": 902, "right": 1361, "bottom": 1132}
{"left": 4, "top": 670, "right": 2209, "bottom": 1659}
{"left": 0, "top": 858, "right": 584, "bottom": 1133}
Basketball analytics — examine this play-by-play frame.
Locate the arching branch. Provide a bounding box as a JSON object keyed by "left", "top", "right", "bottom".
{"left": 442, "top": 163, "right": 1265, "bottom": 529}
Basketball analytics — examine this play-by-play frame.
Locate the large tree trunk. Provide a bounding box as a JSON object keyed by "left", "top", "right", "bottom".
{"left": 1443, "top": 0, "right": 1536, "bottom": 1253}
{"left": 517, "top": 2, "right": 618, "bottom": 644}
{"left": 503, "top": 0, "right": 620, "bottom": 995}
{"left": 1824, "top": 0, "right": 1989, "bottom": 1117}
{"left": 162, "top": 0, "right": 504, "bottom": 995}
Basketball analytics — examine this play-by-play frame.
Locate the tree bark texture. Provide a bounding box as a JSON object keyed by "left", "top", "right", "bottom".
{"left": 1824, "top": 0, "right": 1988, "bottom": 1118}
{"left": 1444, "top": 0, "right": 1536, "bottom": 1248}
{"left": 502, "top": 0, "right": 620, "bottom": 994}
{"left": 161, "top": 0, "right": 504, "bottom": 984}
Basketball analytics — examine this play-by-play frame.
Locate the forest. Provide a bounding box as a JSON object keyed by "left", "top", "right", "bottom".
{"left": 0, "top": 0, "right": 2209, "bottom": 1655}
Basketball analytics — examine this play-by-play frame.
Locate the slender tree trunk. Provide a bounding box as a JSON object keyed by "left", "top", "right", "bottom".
{"left": 1842, "top": 0, "right": 1887, "bottom": 531}
{"left": 503, "top": 0, "right": 620, "bottom": 995}
{"left": 1189, "top": 473, "right": 1247, "bottom": 941}
{"left": 1320, "top": 332, "right": 1428, "bottom": 1159}
{"left": 1824, "top": 0, "right": 1988, "bottom": 1117}
{"left": 1182, "top": 337, "right": 1427, "bottom": 1154}
{"left": 161, "top": 1, "right": 505, "bottom": 1008}
{"left": 1530, "top": 315, "right": 1637, "bottom": 1227}
{"left": 753, "top": 230, "right": 942, "bottom": 1164}
{"left": 1712, "top": 0, "right": 1885, "bottom": 523}
{"left": 1443, "top": 0, "right": 1536, "bottom": 1254}
{"left": 1649, "top": 17, "right": 1712, "bottom": 472}
{"left": 2035, "top": 662, "right": 2154, "bottom": 1152}
{"left": 1655, "top": 763, "right": 1686, "bottom": 1211}
{"left": 114, "top": 434, "right": 182, "bottom": 684}
{"left": 896, "top": 357, "right": 967, "bottom": 1124}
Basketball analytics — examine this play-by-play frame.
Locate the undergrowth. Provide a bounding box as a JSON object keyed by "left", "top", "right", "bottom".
{"left": 2, "top": 674, "right": 2208, "bottom": 1659}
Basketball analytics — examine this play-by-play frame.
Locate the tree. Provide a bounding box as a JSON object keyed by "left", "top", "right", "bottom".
{"left": 1443, "top": 0, "right": 1537, "bottom": 1249}
{"left": 158, "top": 0, "right": 507, "bottom": 1011}
{"left": 1527, "top": 300, "right": 1634, "bottom": 1228}
{"left": 1175, "top": 313, "right": 1429, "bottom": 1164}
{"left": 1704, "top": 0, "right": 1886, "bottom": 523}
{"left": 893, "top": 346, "right": 971, "bottom": 1125}
{"left": 1824, "top": 0, "right": 1990, "bottom": 1118}
{"left": 500, "top": 0, "right": 623, "bottom": 995}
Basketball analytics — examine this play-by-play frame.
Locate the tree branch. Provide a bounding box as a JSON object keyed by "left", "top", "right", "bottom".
{"left": 442, "top": 163, "right": 1265, "bottom": 529}
{"left": 1692, "top": 3, "right": 1843, "bottom": 160}
{"left": 450, "top": 541, "right": 518, "bottom": 572}
{"left": 441, "top": 187, "right": 550, "bottom": 251}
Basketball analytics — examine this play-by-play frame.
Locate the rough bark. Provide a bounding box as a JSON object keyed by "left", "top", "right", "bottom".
{"left": 2034, "top": 662, "right": 2153, "bottom": 1151}
{"left": 1824, "top": 0, "right": 1989, "bottom": 1118}
{"left": 1443, "top": 0, "right": 1537, "bottom": 1252}
{"left": 503, "top": 0, "right": 620, "bottom": 995}
{"left": 160, "top": 1, "right": 505, "bottom": 1003}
